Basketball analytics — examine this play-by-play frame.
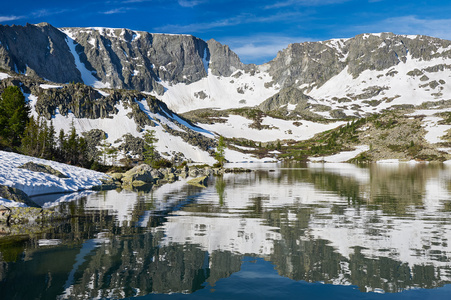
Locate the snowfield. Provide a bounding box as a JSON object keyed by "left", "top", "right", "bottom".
{"left": 200, "top": 114, "right": 345, "bottom": 142}
{"left": 156, "top": 68, "right": 280, "bottom": 113}
{"left": 306, "top": 53, "right": 451, "bottom": 117}
{"left": 0, "top": 150, "right": 107, "bottom": 206}
{"left": 309, "top": 145, "right": 369, "bottom": 163}
{"left": 408, "top": 109, "right": 451, "bottom": 146}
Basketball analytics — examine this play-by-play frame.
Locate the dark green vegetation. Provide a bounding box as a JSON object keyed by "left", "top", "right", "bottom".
{"left": 0, "top": 85, "right": 94, "bottom": 168}
{"left": 214, "top": 136, "right": 226, "bottom": 167}
{"left": 21, "top": 117, "right": 91, "bottom": 167}
{"left": 0, "top": 86, "right": 30, "bottom": 147}
{"left": 274, "top": 111, "right": 449, "bottom": 163}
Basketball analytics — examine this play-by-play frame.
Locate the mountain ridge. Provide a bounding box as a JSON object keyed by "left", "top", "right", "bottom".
{"left": 3, "top": 22, "right": 451, "bottom": 163}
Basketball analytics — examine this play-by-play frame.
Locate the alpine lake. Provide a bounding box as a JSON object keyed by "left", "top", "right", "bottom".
{"left": 1, "top": 162, "right": 451, "bottom": 299}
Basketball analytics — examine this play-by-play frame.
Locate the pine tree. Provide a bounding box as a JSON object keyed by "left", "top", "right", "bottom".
{"left": 0, "top": 86, "right": 30, "bottom": 147}
{"left": 143, "top": 129, "right": 158, "bottom": 165}
{"left": 20, "top": 116, "right": 39, "bottom": 156}
{"left": 108, "top": 146, "right": 119, "bottom": 166}
{"left": 215, "top": 136, "right": 226, "bottom": 167}
{"left": 67, "top": 119, "right": 78, "bottom": 164}
{"left": 45, "top": 120, "right": 56, "bottom": 159}
{"left": 58, "top": 129, "right": 66, "bottom": 161}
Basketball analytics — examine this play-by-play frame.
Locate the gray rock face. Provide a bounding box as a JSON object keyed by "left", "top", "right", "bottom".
{"left": 207, "top": 39, "right": 249, "bottom": 76}
{"left": 266, "top": 32, "right": 451, "bottom": 90}
{"left": 266, "top": 40, "right": 346, "bottom": 89}
{"left": 0, "top": 23, "right": 248, "bottom": 94}
{"left": 61, "top": 27, "right": 210, "bottom": 94}
{"left": 259, "top": 86, "right": 323, "bottom": 119}
{"left": 0, "top": 23, "right": 82, "bottom": 83}
{"left": 259, "top": 86, "right": 311, "bottom": 112}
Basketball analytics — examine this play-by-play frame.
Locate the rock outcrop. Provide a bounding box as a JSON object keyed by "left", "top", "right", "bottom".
{"left": 0, "top": 185, "right": 40, "bottom": 207}
{"left": 0, "top": 23, "right": 82, "bottom": 83}
{"left": 18, "top": 162, "right": 68, "bottom": 178}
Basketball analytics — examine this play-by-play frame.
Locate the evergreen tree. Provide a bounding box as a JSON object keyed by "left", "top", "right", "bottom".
{"left": 58, "top": 129, "right": 66, "bottom": 160}
{"left": 215, "top": 136, "right": 226, "bottom": 167}
{"left": 0, "top": 86, "right": 30, "bottom": 146}
{"left": 67, "top": 120, "right": 78, "bottom": 164}
{"left": 45, "top": 120, "right": 56, "bottom": 159}
{"left": 143, "top": 129, "right": 158, "bottom": 165}
{"left": 77, "top": 136, "right": 89, "bottom": 167}
{"left": 20, "top": 116, "right": 39, "bottom": 156}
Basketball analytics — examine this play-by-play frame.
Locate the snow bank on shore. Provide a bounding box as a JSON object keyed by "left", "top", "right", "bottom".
{"left": 309, "top": 145, "right": 369, "bottom": 163}
{"left": 0, "top": 151, "right": 107, "bottom": 205}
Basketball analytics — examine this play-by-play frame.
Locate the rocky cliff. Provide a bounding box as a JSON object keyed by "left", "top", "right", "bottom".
{"left": 0, "top": 23, "right": 250, "bottom": 96}
{"left": 2, "top": 23, "right": 451, "bottom": 116}
{"left": 0, "top": 23, "right": 82, "bottom": 83}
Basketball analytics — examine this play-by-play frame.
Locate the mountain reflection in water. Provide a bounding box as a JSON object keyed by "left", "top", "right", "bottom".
{"left": 1, "top": 162, "right": 451, "bottom": 299}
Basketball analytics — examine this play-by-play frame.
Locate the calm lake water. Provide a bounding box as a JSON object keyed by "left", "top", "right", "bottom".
{"left": 1, "top": 163, "right": 451, "bottom": 299}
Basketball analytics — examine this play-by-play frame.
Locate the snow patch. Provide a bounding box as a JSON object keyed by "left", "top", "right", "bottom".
{"left": 40, "top": 84, "right": 63, "bottom": 89}
{"left": 201, "top": 114, "right": 345, "bottom": 142}
{"left": 0, "top": 72, "right": 10, "bottom": 80}
{"left": 309, "top": 145, "right": 369, "bottom": 163}
{"left": 202, "top": 48, "right": 209, "bottom": 74}
{"left": 0, "top": 150, "right": 106, "bottom": 199}
{"left": 157, "top": 68, "right": 279, "bottom": 113}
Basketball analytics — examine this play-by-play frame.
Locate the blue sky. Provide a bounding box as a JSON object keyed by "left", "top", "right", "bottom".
{"left": 1, "top": 0, "right": 451, "bottom": 64}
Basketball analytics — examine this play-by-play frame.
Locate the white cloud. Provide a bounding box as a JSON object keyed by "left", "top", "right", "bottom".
{"left": 122, "top": 0, "right": 152, "bottom": 3}
{"left": 155, "top": 11, "right": 303, "bottom": 33}
{"left": 264, "top": 0, "right": 351, "bottom": 9}
{"left": 0, "top": 15, "right": 23, "bottom": 22}
{"left": 178, "top": 0, "right": 207, "bottom": 7}
{"left": 102, "top": 7, "right": 131, "bottom": 15}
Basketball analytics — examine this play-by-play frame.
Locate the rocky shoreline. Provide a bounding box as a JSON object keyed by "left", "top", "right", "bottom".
{"left": 0, "top": 163, "right": 253, "bottom": 227}
{"left": 96, "top": 164, "right": 252, "bottom": 191}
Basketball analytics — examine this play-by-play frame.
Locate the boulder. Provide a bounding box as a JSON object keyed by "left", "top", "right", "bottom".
{"left": 18, "top": 162, "right": 68, "bottom": 178}
{"left": 0, "top": 185, "right": 40, "bottom": 208}
{"left": 124, "top": 164, "right": 154, "bottom": 183}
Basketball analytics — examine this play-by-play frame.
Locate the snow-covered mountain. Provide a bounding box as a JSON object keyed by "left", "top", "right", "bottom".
{"left": 2, "top": 23, "right": 451, "bottom": 162}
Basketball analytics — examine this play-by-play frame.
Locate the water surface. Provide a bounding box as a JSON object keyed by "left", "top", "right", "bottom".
{"left": 1, "top": 163, "right": 451, "bottom": 299}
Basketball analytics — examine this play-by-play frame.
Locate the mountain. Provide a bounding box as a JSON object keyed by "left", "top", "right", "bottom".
{"left": 2, "top": 23, "right": 451, "bottom": 163}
